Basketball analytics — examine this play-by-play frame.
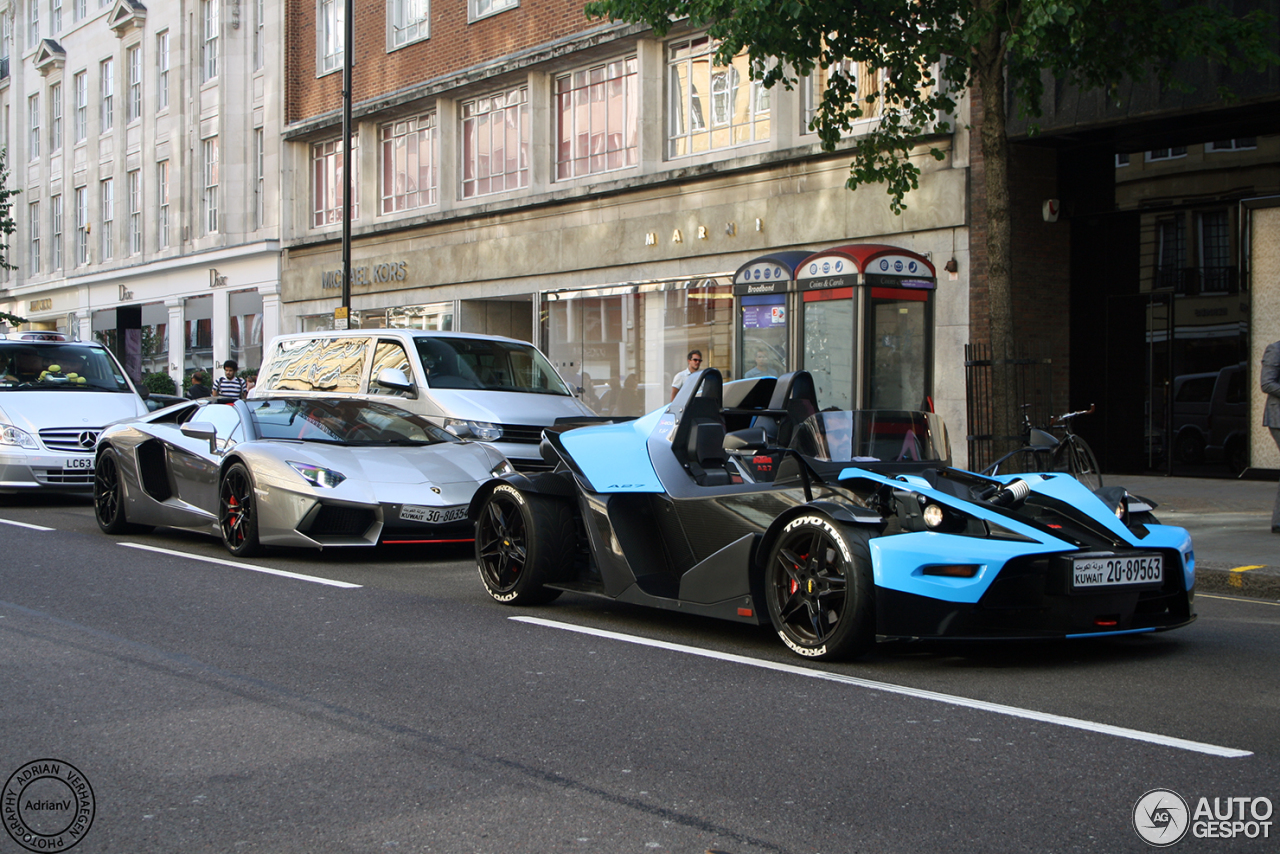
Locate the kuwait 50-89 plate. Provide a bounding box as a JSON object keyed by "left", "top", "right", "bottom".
{"left": 1072, "top": 554, "right": 1163, "bottom": 590}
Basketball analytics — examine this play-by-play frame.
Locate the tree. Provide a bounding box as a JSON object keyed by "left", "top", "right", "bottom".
{"left": 584, "top": 0, "right": 1278, "bottom": 457}
{"left": 0, "top": 147, "right": 22, "bottom": 329}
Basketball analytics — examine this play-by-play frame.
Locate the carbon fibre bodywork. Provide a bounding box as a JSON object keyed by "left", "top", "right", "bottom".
{"left": 470, "top": 370, "right": 1196, "bottom": 658}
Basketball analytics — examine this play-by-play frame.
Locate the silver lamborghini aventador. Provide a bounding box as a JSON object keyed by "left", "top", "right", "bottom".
{"left": 93, "top": 396, "right": 514, "bottom": 556}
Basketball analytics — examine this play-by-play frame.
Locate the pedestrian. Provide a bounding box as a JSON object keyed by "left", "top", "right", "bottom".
{"left": 671, "top": 349, "right": 704, "bottom": 401}
{"left": 213, "top": 359, "right": 247, "bottom": 400}
{"left": 1262, "top": 338, "right": 1280, "bottom": 534}
{"left": 187, "top": 371, "right": 211, "bottom": 399}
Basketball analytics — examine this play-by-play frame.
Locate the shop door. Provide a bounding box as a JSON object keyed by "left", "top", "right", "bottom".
{"left": 865, "top": 288, "right": 932, "bottom": 410}
{"left": 801, "top": 288, "right": 855, "bottom": 410}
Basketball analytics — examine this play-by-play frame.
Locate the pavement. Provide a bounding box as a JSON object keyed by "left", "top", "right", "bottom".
{"left": 1113, "top": 473, "right": 1280, "bottom": 599}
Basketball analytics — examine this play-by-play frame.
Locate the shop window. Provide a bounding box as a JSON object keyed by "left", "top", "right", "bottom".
{"left": 555, "top": 57, "right": 638, "bottom": 180}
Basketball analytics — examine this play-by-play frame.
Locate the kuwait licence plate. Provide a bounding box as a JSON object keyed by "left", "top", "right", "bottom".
{"left": 399, "top": 504, "right": 467, "bottom": 524}
{"left": 1071, "top": 554, "right": 1163, "bottom": 590}
{"left": 64, "top": 457, "right": 94, "bottom": 470}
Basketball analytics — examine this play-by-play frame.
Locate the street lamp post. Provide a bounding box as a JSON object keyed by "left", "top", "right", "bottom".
{"left": 340, "top": 0, "right": 354, "bottom": 326}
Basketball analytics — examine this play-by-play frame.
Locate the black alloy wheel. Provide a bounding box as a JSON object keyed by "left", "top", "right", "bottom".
{"left": 765, "top": 515, "right": 874, "bottom": 660}
{"left": 475, "top": 484, "right": 570, "bottom": 605}
{"left": 220, "top": 463, "right": 263, "bottom": 557}
{"left": 94, "top": 447, "right": 151, "bottom": 535}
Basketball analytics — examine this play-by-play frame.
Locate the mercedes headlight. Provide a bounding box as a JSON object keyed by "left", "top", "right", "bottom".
{"left": 444, "top": 419, "right": 503, "bottom": 441}
{"left": 0, "top": 425, "right": 39, "bottom": 450}
{"left": 287, "top": 461, "right": 347, "bottom": 488}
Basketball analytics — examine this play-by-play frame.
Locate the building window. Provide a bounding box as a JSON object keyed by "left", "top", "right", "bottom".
{"left": 74, "top": 0, "right": 86, "bottom": 23}
{"left": 75, "top": 187, "right": 88, "bottom": 265}
{"left": 127, "top": 44, "right": 143, "bottom": 123}
{"left": 74, "top": 71, "right": 87, "bottom": 142}
{"left": 254, "top": 0, "right": 265, "bottom": 70}
{"left": 28, "top": 94, "right": 39, "bottom": 160}
{"left": 1155, "top": 216, "right": 1185, "bottom": 290}
{"left": 49, "top": 83, "right": 62, "bottom": 153}
{"left": 157, "top": 31, "right": 170, "bottom": 111}
{"left": 127, "top": 169, "right": 141, "bottom": 255}
{"left": 312, "top": 136, "right": 358, "bottom": 227}
{"left": 1115, "top": 152, "right": 1130, "bottom": 168}
{"left": 318, "top": 0, "right": 343, "bottom": 75}
{"left": 28, "top": 202, "right": 39, "bottom": 275}
{"left": 52, "top": 0, "right": 62, "bottom": 34}
{"left": 157, "top": 160, "right": 170, "bottom": 249}
{"left": 380, "top": 113, "right": 436, "bottom": 213}
{"left": 203, "top": 0, "right": 219, "bottom": 82}
{"left": 1147, "top": 146, "right": 1187, "bottom": 162}
{"left": 1206, "top": 138, "right": 1257, "bottom": 152}
{"left": 460, "top": 87, "right": 529, "bottom": 199}
{"left": 28, "top": 1, "right": 38, "bottom": 46}
{"left": 100, "top": 58, "right": 114, "bottom": 133}
{"left": 555, "top": 57, "right": 638, "bottom": 180}
{"left": 255, "top": 129, "right": 265, "bottom": 229}
{"left": 100, "top": 178, "right": 114, "bottom": 261}
{"left": 800, "top": 58, "right": 879, "bottom": 134}
{"left": 203, "top": 138, "right": 219, "bottom": 234}
{"left": 470, "top": 0, "right": 517, "bottom": 22}
{"left": 389, "top": 0, "right": 429, "bottom": 49}
{"left": 667, "top": 36, "right": 769, "bottom": 158}
{"left": 1197, "top": 210, "right": 1231, "bottom": 292}
{"left": 51, "top": 194, "right": 63, "bottom": 271}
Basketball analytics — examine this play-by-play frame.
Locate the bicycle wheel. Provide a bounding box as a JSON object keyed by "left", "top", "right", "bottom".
{"left": 1053, "top": 436, "right": 1103, "bottom": 491}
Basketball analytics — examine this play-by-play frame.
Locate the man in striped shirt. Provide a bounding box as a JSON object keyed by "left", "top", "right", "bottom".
{"left": 213, "top": 359, "right": 247, "bottom": 400}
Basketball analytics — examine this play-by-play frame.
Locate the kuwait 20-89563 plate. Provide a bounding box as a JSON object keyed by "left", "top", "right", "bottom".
{"left": 1071, "top": 553, "right": 1163, "bottom": 590}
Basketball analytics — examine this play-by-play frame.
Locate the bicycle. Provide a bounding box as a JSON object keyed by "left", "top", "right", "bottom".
{"left": 982, "top": 404, "right": 1103, "bottom": 491}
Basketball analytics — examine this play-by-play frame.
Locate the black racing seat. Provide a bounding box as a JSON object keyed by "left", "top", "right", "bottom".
{"left": 688, "top": 421, "right": 731, "bottom": 486}
{"left": 756, "top": 371, "right": 819, "bottom": 447}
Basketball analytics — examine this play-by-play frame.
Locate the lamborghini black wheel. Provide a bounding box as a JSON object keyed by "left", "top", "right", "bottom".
{"left": 94, "top": 446, "right": 152, "bottom": 535}
{"left": 764, "top": 515, "right": 875, "bottom": 660}
{"left": 219, "top": 463, "right": 262, "bottom": 557}
{"left": 475, "top": 484, "right": 571, "bottom": 605}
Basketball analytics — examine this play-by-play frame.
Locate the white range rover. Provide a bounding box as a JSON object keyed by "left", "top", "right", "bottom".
{"left": 0, "top": 332, "right": 150, "bottom": 494}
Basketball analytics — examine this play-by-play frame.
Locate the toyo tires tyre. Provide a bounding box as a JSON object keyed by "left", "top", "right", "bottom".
{"left": 764, "top": 514, "right": 875, "bottom": 660}
{"left": 94, "top": 446, "right": 153, "bottom": 535}
{"left": 219, "top": 463, "right": 263, "bottom": 557}
{"left": 475, "top": 484, "right": 571, "bottom": 605}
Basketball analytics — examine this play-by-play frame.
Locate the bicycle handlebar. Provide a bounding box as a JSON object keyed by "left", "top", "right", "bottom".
{"left": 1050, "top": 403, "right": 1096, "bottom": 426}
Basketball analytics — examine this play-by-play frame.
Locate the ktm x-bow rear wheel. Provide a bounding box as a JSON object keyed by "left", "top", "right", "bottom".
{"left": 764, "top": 515, "right": 875, "bottom": 660}
{"left": 475, "top": 484, "right": 571, "bottom": 605}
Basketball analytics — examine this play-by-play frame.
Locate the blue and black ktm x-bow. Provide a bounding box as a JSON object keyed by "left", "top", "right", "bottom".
{"left": 469, "top": 369, "right": 1195, "bottom": 660}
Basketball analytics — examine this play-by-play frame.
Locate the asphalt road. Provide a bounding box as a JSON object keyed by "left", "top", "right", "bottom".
{"left": 2, "top": 496, "right": 1279, "bottom": 853}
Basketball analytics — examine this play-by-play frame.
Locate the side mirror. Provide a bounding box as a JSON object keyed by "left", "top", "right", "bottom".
{"left": 375, "top": 367, "right": 415, "bottom": 394}
{"left": 180, "top": 421, "right": 219, "bottom": 454}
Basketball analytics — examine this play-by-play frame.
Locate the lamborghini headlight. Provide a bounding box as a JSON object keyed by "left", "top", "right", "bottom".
{"left": 288, "top": 461, "right": 347, "bottom": 488}
{"left": 0, "top": 425, "right": 39, "bottom": 450}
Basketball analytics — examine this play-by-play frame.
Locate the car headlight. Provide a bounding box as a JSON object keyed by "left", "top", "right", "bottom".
{"left": 922, "top": 502, "right": 946, "bottom": 529}
{"left": 444, "top": 419, "right": 503, "bottom": 441}
{"left": 287, "top": 461, "right": 347, "bottom": 488}
{"left": 490, "top": 458, "right": 516, "bottom": 477}
{"left": 0, "top": 425, "right": 39, "bottom": 450}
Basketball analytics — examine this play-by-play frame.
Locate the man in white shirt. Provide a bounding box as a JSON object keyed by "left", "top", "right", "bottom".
{"left": 670, "top": 350, "right": 703, "bottom": 401}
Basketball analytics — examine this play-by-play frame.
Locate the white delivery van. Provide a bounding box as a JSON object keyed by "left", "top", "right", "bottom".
{"left": 255, "top": 330, "right": 597, "bottom": 469}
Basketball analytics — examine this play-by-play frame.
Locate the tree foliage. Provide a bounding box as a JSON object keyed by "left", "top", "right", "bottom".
{"left": 0, "top": 147, "right": 22, "bottom": 329}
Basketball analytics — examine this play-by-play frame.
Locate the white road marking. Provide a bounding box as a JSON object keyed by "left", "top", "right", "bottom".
{"left": 120, "top": 543, "right": 362, "bottom": 589}
{"left": 512, "top": 616, "right": 1251, "bottom": 759}
{"left": 0, "top": 518, "right": 54, "bottom": 531}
